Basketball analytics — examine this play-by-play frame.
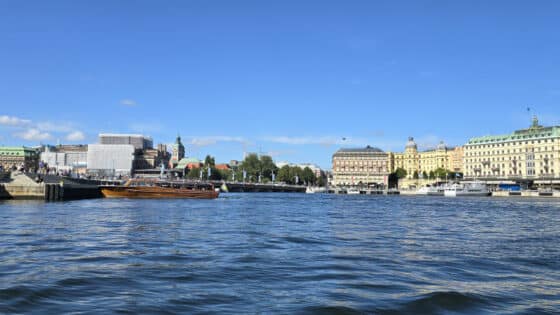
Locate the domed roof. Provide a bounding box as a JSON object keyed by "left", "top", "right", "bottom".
{"left": 405, "top": 137, "right": 417, "bottom": 150}
{"left": 436, "top": 141, "right": 447, "bottom": 150}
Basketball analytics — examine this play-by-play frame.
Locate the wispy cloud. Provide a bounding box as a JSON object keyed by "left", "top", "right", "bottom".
{"left": 1, "top": 114, "right": 86, "bottom": 143}
{"left": 189, "top": 136, "right": 252, "bottom": 147}
{"left": 261, "top": 136, "right": 370, "bottom": 147}
{"left": 36, "top": 121, "right": 75, "bottom": 133}
{"left": 0, "top": 115, "right": 31, "bottom": 126}
{"left": 65, "top": 131, "right": 85, "bottom": 141}
{"left": 266, "top": 149, "right": 297, "bottom": 157}
{"left": 15, "top": 128, "right": 52, "bottom": 141}
{"left": 120, "top": 99, "right": 137, "bottom": 106}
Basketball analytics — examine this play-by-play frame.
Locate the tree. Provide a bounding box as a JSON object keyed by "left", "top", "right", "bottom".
{"left": 301, "top": 167, "right": 316, "bottom": 185}
{"left": 277, "top": 165, "right": 292, "bottom": 183}
{"left": 394, "top": 167, "right": 407, "bottom": 179}
{"left": 292, "top": 166, "right": 303, "bottom": 185}
{"left": 204, "top": 155, "right": 215, "bottom": 167}
{"left": 317, "top": 175, "right": 326, "bottom": 187}
{"left": 434, "top": 167, "right": 447, "bottom": 179}
{"left": 240, "top": 153, "right": 260, "bottom": 182}
{"left": 186, "top": 167, "right": 201, "bottom": 179}
{"left": 259, "top": 155, "right": 278, "bottom": 181}
{"left": 428, "top": 171, "right": 435, "bottom": 179}
{"left": 413, "top": 171, "right": 419, "bottom": 179}
{"left": 422, "top": 171, "right": 428, "bottom": 179}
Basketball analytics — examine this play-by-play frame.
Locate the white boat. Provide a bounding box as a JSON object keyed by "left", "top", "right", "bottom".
{"left": 306, "top": 186, "right": 327, "bottom": 194}
{"left": 444, "top": 182, "right": 491, "bottom": 197}
{"left": 346, "top": 188, "right": 361, "bottom": 195}
{"left": 416, "top": 185, "right": 445, "bottom": 196}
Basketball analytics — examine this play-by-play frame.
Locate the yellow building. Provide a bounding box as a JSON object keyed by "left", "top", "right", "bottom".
{"left": 464, "top": 116, "right": 559, "bottom": 180}
{"left": 391, "top": 137, "right": 463, "bottom": 179}
{"left": 332, "top": 146, "right": 390, "bottom": 187}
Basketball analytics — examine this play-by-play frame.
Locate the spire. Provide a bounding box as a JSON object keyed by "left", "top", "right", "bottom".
{"left": 532, "top": 115, "right": 539, "bottom": 128}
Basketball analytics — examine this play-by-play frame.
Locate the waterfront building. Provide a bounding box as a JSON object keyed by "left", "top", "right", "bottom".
{"left": 391, "top": 137, "right": 463, "bottom": 179}
{"left": 40, "top": 145, "right": 88, "bottom": 174}
{"left": 332, "top": 146, "right": 390, "bottom": 187}
{"left": 87, "top": 144, "right": 136, "bottom": 177}
{"left": 135, "top": 144, "right": 170, "bottom": 169}
{"left": 99, "top": 133, "right": 153, "bottom": 150}
{"left": 464, "top": 116, "right": 559, "bottom": 180}
{"left": 0, "top": 146, "right": 39, "bottom": 171}
{"left": 169, "top": 135, "right": 185, "bottom": 168}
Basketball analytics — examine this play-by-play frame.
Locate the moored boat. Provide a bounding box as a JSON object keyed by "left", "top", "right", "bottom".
{"left": 416, "top": 185, "right": 445, "bottom": 196}
{"left": 306, "top": 186, "right": 327, "bottom": 194}
{"left": 444, "top": 182, "right": 490, "bottom": 197}
{"left": 100, "top": 179, "right": 219, "bottom": 199}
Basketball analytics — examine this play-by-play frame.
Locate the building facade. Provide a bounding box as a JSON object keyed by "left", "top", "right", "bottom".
{"left": 135, "top": 144, "right": 170, "bottom": 169}
{"left": 99, "top": 133, "right": 153, "bottom": 150}
{"left": 87, "top": 144, "right": 136, "bottom": 177}
{"left": 332, "top": 146, "right": 390, "bottom": 187}
{"left": 464, "top": 116, "right": 559, "bottom": 180}
{"left": 0, "top": 146, "right": 39, "bottom": 171}
{"left": 40, "top": 145, "right": 88, "bottom": 174}
{"left": 391, "top": 137, "right": 464, "bottom": 178}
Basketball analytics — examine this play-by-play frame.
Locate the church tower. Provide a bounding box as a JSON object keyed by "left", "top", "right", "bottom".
{"left": 170, "top": 135, "right": 185, "bottom": 168}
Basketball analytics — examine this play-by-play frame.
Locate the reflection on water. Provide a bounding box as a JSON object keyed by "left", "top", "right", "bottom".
{"left": 1, "top": 194, "right": 559, "bottom": 314}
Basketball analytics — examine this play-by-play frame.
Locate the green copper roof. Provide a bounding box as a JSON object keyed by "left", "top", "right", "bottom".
{"left": 176, "top": 157, "right": 201, "bottom": 169}
{"left": 467, "top": 126, "right": 560, "bottom": 144}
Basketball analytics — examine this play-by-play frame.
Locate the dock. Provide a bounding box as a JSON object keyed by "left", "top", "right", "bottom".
{"left": 0, "top": 172, "right": 105, "bottom": 201}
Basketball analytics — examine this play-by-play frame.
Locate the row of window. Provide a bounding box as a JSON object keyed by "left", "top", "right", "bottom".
{"left": 466, "top": 169, "right": 555, "bottom": 176}
{"left": 466, "top": 154, "right": 554, "bottom": 163}
{"left": 466, "top": 146, "right": 556, "bottom": 156}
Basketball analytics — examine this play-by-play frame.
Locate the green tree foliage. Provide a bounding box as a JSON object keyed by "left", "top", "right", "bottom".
{"left": 186, "top": 167, "right": 200, "bottom": 179}
{"left": 434, "top": 167, "right": 448, "bottom": 179}
{"left": 301, "top": 167, "right": 316, "bottom": 185}
{"left": 422, "top": 171, "right": 428, "bottom": 179}
{"left": 238, "top": 154, "right": 279, "bottom": 182}
{"left": 277, "top": 165, "right": 292, "bottom": 183}
{"left": 394, "top": 167, "right": 407, "bottom": 179}
{"left": 413, "top": 171, "right": 419, "bottom": 179}
{"left": 259, "top": 155, "right": 278, "bottom": 180}
{"left": 428, "top": 171, "right": 435, "bottom": 179}
{"left": 204, "top": 155, "right": 215, "bottom": 167}
{"left": 317, "top": 175, "right": 326, "bottom": 187}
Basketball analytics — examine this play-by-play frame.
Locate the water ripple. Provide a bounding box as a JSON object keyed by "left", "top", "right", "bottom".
{"left": 1, "top": 194, "right": 559, "bottom": 314}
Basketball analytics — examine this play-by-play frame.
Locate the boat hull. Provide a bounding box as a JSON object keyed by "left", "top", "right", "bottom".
{"left": 100, "top": 186, "right": 219, "bottom": 199}
{"left": 444, "top": 191, "right": 491, "bottom": 197}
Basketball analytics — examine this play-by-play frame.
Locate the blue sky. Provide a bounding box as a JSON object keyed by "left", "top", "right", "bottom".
{"left": 1, "top": 1, "right": 559, "bottom": 169}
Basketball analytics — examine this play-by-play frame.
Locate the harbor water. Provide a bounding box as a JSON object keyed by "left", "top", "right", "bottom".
{"left": 1, "top": 194, "right": 559, "bottom": 314}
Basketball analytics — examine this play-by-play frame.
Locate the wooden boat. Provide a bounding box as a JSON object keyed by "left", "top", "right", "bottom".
{"left": 100, "top": 179, "right": 219, "bottom": 199}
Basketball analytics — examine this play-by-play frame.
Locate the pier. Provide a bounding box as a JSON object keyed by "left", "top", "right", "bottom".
{"left": 0, "top": 172, "right": 104, "bottom": 201}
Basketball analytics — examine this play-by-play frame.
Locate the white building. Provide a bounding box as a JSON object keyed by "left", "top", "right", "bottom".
{"left": 99, "top": 133, "right": 153, "bottom": 150}
{"left": 40, "top": 145, "right": 88, "bottom": 173}
{"left": 87, "top": 144, "right": 136, "bottom": 177}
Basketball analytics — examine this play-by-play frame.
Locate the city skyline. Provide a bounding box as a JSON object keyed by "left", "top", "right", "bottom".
{"left": 1, "top": 1, "right": 560, "bottom": 168}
